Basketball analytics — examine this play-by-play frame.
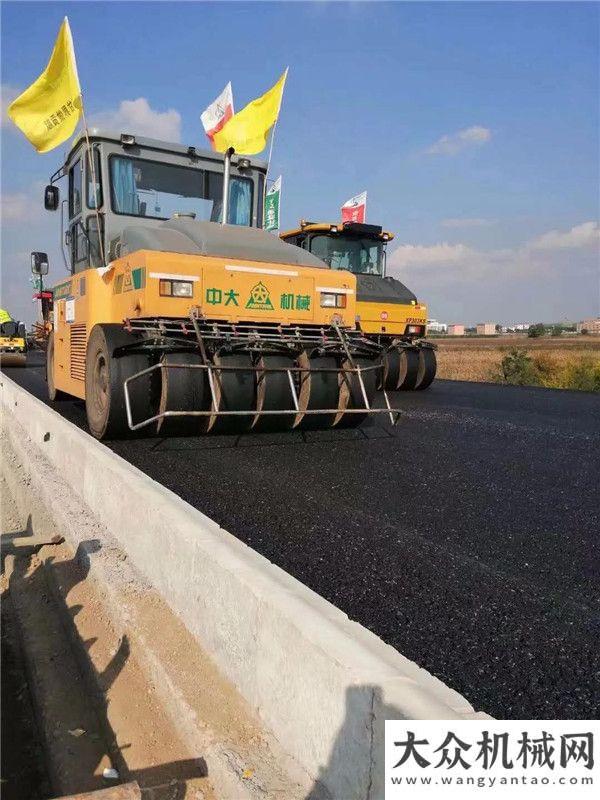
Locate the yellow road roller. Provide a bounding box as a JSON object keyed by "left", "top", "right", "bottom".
{"left": 0, "top": 311, "right": 27, "bottom": 367}
{"left": 41, "top": 131, "right": 396, "bottom": 439}
{"left": 280, "top": 221, "right": 437, "bottom": 390}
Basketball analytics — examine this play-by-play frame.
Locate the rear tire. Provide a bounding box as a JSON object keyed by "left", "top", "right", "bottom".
{"left": 85, "top": 324, "right": 156, "bottom": 440}
{"left": 397, "top": 348, "right": 420, "bottom": 391}
{"left": 415, "top": 347, "right": 437, "bottom": 391}
{"left": 46, "top": 332, "right": 67, "bottom": 400}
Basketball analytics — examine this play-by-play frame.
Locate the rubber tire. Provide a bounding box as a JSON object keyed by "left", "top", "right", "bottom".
{"left": 85, "top": 324, "right": 156, "bottom": 440}
{"left": 1, "top": 353, "right": 26, "bottom": 368}
{"left": 210, "top": 352, "right": 255, "bottom": 434}
{"left": 46, "top": 332, "right": 67, "bottom": 400}
{"left": 415, "top": 348, "right": 437, "bottom": 391}
{"left": 158, "top": 352, "right": 210, "bottom": 436}
{"left": 253, "top": 354, "right": 297, "bottom": 433}
{"left": 382, "top": 347, "right": 402, "bottom": 390}
{"left": 397, "top": 348, "right": 420, "bottom": 391}
{"left": 299, "top": 355, "right": 340, "bottom": 431}
{"left": 336, "top": 357, "right": 378, "bottom": 429}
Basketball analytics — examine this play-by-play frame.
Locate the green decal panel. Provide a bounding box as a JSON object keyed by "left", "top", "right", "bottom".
{"left": 132, "top": 267, "right": 146, "bottom": 290}
{"left": 53, "top": 280, "right": 72, "bottom": 300}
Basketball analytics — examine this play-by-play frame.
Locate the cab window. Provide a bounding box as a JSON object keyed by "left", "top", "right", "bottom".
{"left": 68, "top": 159, "right": 82, "bottom": 218}
{"left": 310, "top": 235, "right": 384, "bottom": 275}
{"left": 87, "top": 148, "right": 103, "bottom": 209}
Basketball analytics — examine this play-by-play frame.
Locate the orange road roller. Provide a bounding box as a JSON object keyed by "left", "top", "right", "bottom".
{"left": 40, "top": 131, "right": 397, "bottom": 439}
{"left": 280, "top": 220, "right": 437, "bottom": 391}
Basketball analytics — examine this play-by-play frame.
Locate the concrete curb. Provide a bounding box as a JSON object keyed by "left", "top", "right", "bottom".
{"left": 1, "top": 376, "right": 489, "bottom": 799}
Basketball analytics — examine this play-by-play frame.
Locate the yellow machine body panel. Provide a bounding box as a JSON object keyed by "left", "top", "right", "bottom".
{"left": 0, "top": 336, "right": 26, "bottom": 352}
{"left": 51, "top": 249, "right": 358, "bottom": 400}
{"left": 357, "top": 300, "right": 428, "bottom": 336}
{"left": 280, "top": 221, "right": 427, "bottom": 338}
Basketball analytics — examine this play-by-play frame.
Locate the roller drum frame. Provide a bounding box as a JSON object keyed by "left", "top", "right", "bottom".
{"left": 123, "top": 355, "right": 394, "bottom": 435}
{"left": 88, "top": 314, "right": 401, "bottom": 439}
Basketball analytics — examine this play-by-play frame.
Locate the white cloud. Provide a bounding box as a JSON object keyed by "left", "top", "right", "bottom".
{"left": 442, "top": 217, "right": 496, "bottom": 229}
{"left": 89, "top": 98, "right": 181, "bottom": 142}
{"left": 1, "top": 83, "right": 20, "bottom": 128}
{"left": 425, "top": 125, "right": 492, "bottom": 156}
{"left": 391, "top": 242, "right": 474, "bottom": 268}
{"left": 388, "top": 221, "right": 600, "bottom": 323}
{"left": 1, "top": 182, "right": 61, "bottom": 324}
{"left": 527, "top": 221, "right": 600, "bottom": 252}
{"left": 1, "top": 192, "right": 29, "bottom": 222}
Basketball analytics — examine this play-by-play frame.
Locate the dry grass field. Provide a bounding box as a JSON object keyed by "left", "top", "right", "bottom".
{"left": 434, "top": 335, "right": 600, "bottom": 391}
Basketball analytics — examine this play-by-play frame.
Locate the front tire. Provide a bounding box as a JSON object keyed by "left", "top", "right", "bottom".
{"left": 85, "top": 324, "right": 155, "bottom": 440}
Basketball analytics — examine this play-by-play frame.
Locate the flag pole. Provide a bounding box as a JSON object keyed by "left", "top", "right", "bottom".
{"left": 265, "top": 66, "right": 288, "bottom": 185}
{"left": 66, "top": 17, "right": 106, "bottom": 269}
{"left": 265, "top": 120, "right": 277, "bottom": 185}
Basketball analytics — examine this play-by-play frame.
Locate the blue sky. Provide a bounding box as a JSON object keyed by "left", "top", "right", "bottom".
{"left": 2, "top": 1, "right": 599, "bottom": 324}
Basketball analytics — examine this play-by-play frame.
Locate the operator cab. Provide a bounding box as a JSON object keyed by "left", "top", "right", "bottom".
{"left": 281, "top": 221, "right": 391, "bottom": 276}
{"left": 281, "top": 220, "right": 418, "bottom": 306}
{"left": 43, "top": 130, "right": 268, "bottom": 274}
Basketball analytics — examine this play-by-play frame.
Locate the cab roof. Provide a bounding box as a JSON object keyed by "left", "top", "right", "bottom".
{"left": 280, "top": 220, "right": 394, "bottom": 242}
{"left": 66, "top": 128, "right": 268, "bottom": 171}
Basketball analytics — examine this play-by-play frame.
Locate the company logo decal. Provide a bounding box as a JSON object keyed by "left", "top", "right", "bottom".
{"left": 245, "top": 282, "right": 274, "bottom": 311}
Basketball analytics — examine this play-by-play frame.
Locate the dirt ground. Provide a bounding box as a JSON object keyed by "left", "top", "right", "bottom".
{"left": 0, "top": 477, "right": 212, "bottom": 800}
{"left": 434, "top": 335, "right": 600, "bottom": 382}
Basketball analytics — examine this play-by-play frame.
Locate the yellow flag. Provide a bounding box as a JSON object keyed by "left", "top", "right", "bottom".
{"left": 8, "top": 18, "right": 82, "bottom": 153}
{"left": 213, "top": 69, "right": 288, "bottom": 155}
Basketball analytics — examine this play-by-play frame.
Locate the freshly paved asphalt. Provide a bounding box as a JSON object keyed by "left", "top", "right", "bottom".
{"left": 4, "top": 351, "right": 600, "bottom": 720}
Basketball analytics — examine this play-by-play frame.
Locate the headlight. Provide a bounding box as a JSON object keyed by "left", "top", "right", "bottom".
{"left": 320, "top": 292, "right": 347, "bottom": 308}
{"left": 160, "top": 280, "right": 193, "bottom": 298}
{"left": 407, "top": 324, "right": 424, "bottom": 335}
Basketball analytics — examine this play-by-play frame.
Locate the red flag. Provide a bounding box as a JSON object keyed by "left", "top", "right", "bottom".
{"left": 200, "top": 82, "right": 234, "bottom": 149}
{"left": 341, "top": 191, "right": 367, "bottom": 224}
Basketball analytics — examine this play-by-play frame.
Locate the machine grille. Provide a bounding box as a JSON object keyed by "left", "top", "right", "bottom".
{"left": 70, "top": 324, "right": 87, "bottom": 381}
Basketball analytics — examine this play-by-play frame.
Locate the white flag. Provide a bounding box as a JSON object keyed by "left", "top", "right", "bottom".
{"left": 341, "top": 191, "right": 367, "bottom": 224}
{"left": 201, "top": 82, "right": 234, "bottom": 148}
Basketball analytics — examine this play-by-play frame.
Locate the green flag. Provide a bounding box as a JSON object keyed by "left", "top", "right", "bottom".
{"left": 264, "top": 175, "right": 282, "bottom": 232}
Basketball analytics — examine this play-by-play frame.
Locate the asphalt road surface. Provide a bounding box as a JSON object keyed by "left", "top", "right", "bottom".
{"left": 4, "top": 351, "right": 600, "bottom": 720}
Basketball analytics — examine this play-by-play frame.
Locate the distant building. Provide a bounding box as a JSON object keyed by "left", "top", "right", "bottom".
{"left": 448, "top": 324, "right": 465, "bottom": 336}
{"left": 514, "top": 323, "right": 530, "bottom": 331}
{"left": 476, "top": 322, "right": 497, "bottom": 336}
{"left": 427, "top": 318, "right": 447, "bottom": 333}
{"left": 577, "top": 317, "right": 600, "bottom": 334}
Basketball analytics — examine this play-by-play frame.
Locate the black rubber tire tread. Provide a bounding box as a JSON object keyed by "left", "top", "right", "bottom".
{"left": 253, "top": 354, "right": 297, "bottom": 433}
{"left": 383, "top": 348, "right": 401, "bottom": 390}
{"left": 46, "top": 332, "right": 68, "bottom": 399}
{"left": 335, "top": 357, "right": 378, "bottom": 429}
{"left": 209, "top": 352, "right": 255, "bottom": 434}
{"left": 1, "top": 353, "right": 26, "bottom": 368}
{"left": 415, "top": 347, "right": 437, "bottom": 391}
{"left": 397, "top": 347, "right": 420, "bottom": 391}
{"left": 300, "top": 355, "right": 340, "bottom": 431}
{"left": 159, "top": 352, "right": 210, "bottom": 435}
{"left": 85, "top": 324, "right": 156, "bottom": 440}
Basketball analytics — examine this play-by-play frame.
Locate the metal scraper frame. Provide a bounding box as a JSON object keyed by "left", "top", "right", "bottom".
{"left": 121, "top": 311, "right": 400, "bottom": 431}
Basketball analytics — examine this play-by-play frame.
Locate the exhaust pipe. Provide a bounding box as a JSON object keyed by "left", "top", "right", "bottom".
{"left": 221, "top": 146, "right": 235, "bottom": 225}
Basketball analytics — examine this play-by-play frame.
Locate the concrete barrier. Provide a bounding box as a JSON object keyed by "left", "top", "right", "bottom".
{"left": 1, "top": 375, "right": 489, "bottom": 799}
